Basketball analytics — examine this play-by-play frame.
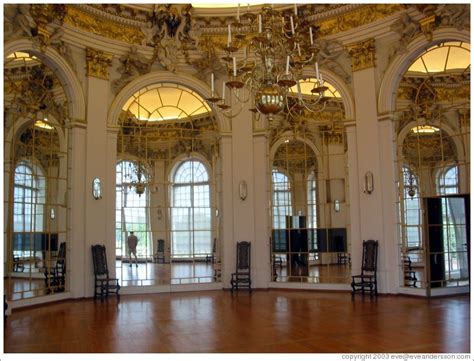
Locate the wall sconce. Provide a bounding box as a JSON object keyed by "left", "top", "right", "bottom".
{"left": 334, "top": 200, "right": 340, "bottom": 212}
{"left": 157, "top": 209, "right": 162, "bottom": 220}
{"left": 363, "top": 171, "right": 374, "bottom": 194}
{"left": 239, "top": 180, "right": 247, "bottom": 201}
{"left": 50, "top": 208, "right": 55, "bottom": 220}
{"left": 92, "top": 177, "right": 102, "bottom": 200}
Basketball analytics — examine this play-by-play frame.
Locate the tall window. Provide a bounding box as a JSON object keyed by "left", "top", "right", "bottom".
{"left": 13, "top": 162, "right": 44, "bottom": 233}
{"left": 438, "top": 166, "right": 459, "bottom": 195}
{"left": 401, "top": 166, "right": 421, "bottom": 248}
{"left": 171, "top": 159, "right": 211, "bottom": 258}
{"left": 272, "top": 170, "right": 292, "bottom": 228}
{"left": 307, "top": 171, "right": 317, "bottom": 229}
{"left": 116, "top": 160, "right": 152, "bottom": 258}
{"left": 13, "top": 161, "right": 45, "bottom": 258}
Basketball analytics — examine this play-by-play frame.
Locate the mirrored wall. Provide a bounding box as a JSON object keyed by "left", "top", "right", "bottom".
{"left": 116, "top": 82, "right": 221, "bottom": 287}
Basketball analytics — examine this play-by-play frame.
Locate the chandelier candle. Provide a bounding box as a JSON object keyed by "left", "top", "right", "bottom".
{"left": 211, "top": 73, "right": 215, "bottom": 93}
{"left": 207, "top": 4, "right": 328, "bottom": 118}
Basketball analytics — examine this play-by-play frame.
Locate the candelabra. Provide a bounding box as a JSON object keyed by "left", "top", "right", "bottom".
{"left": 206, "top": 4, "right": 328, "bottom": 120}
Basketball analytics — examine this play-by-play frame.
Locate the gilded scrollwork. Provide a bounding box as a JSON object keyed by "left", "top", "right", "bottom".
{"left": 346, "top": 38, "right": 376, "bottom": 71}
{"left": 112, "top": 46, "right": 151, "bottom": 93}
{"left": 4, "top": 4, "right": 39, "bottom": 43}
{"left": 86, "top": 48, "right": 113, "bottom": 80}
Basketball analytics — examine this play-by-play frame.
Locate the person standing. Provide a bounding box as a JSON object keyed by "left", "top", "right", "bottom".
{"left": 127, "top": 231, "right": 139, "bottom": 267}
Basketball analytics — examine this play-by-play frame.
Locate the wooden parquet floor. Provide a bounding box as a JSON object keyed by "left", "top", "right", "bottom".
{"left": 4, "top": 290, "right": 470, "bottom": 353}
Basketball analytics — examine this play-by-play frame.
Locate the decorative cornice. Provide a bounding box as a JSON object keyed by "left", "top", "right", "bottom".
{"left": 316, "top": 4, "right": 406, "bottom": 37}
{"left": 78, "top": 4, "right": 148, "bottom": 26}
{"left": 64, "top": 5, "right": 144, "bottom": 45}
{"left": 346, "top": 38, "right": 376, "bottom": 71}
{"left": 85, "top": 47, "right": 113, "bottom": 80}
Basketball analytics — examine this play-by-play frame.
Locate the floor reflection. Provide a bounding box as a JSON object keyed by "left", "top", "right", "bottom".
{"left": 116, "top": 261, "right": 216, "bottom": 286}
{"left": 273, "top": 264, "right": 352, "bottom": 283}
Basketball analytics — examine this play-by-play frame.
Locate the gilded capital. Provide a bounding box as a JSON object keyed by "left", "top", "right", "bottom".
{"left": 85, "top": 47, "right": 113, "bottom": 80}
{"left": 346, "top": 38, "right": 376, "bottom": 71}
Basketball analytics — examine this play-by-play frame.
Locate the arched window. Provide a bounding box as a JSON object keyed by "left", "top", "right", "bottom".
{"left": 438, "top": 166, "right": 459, "bottom": 195}
{"left": 401, "top": 166, "right": 421, "bottom": 248}
{"left": 272, "top": 170, "right": 292, "bottom": 228}
{"left": 171, "top": 159, "right": 211, "bottom": 259}
{"left": 307, "top": 171, "right": 317, "bottom": 229}
{"left": 116, "top": 160, "right": 152, "bottom": 258}
{"left": 13, "top": 161, "right": 44, "bottom": 233}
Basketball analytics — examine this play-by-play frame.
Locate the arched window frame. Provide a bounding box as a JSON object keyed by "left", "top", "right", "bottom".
{"left": 13, "top": 160, "right": 45, "bottom": 233}
{"left": 170, "top": 158, "right": 212, "bottom": 259}
{"left": 437, "top": 165, "right": 459, "bottom": 195}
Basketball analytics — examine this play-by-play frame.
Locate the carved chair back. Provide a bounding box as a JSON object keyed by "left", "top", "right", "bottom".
{"left": 360, "top": 239, "right": 378, "bottom": 275}
{"left": 91, "top": 244, "right": 110, "bottom": 279}
{"left": 236, "top": 241, "right": 251, "bottom": 273}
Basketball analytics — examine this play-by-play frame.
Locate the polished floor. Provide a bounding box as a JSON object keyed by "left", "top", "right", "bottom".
{"left": 4, "top": 290, "right": 470, "bottom": 353}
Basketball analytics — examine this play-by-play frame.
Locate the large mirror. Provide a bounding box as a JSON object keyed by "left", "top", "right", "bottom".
{"left": 270, "top": 78, "right": 350, "bottom": 284}
{"left": 4, "top": 52, "right": 68, "bottom": 300}
{"left": 116, "top": 82, "right": 221, "bottom": 287}
{"left": 395, "top": 41, "right": 470, "bottom": 293}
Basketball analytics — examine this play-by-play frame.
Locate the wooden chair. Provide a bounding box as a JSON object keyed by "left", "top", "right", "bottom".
{"left": 13, "top": 255, "right": 25, "bottom": 272}
{"left": 153, "top": 239, "right": 165, "bottom": 264}
{"left": 44, "top": 242, "right": 66, "bottom": 294}
{"left": 351, "top": 240, "right": 378, "bottom": 297}
{"left": 403, "top": 255, "right": 417, "bottom": 287}
{"left": 91, "top": 245, "right": 120, "bottom": 301}
{"left": 206, "top": 238, "right": 216, "bottom": 264}
{"left": 230, "top": 241, "right": 251, "bottom": 292}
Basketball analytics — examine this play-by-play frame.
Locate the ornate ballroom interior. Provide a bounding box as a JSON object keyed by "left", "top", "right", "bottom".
{"left": 3, "top": 3, "right": 470, "bottom": 354}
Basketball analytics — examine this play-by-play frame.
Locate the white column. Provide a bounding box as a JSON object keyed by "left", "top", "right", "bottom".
{"left": 84, "top": 75, "right": 112, "bottom": 297}
{"left": 351, "top": 62, "right": 395, "bottom": 293}
{"left": 345, "top": 121, "right": 362, "bottom": 275}
{"left": 252, "top": 132, "right": 270, "bottom": 287}
{"left": 67, "top": 121, "right": 87, "bottom": 298}
{"left": 219, "top": 135, "right": 234, "bottom": 287}
{"left": 105, "top": 128, "right": 118, "bottom": 278}
{"left": 378, "top": 114, "right": 399, "bottom": 294}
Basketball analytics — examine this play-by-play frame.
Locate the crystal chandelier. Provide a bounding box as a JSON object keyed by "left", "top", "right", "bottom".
{"left": 206, "top": 4, "right": 328, "bottom": 119}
